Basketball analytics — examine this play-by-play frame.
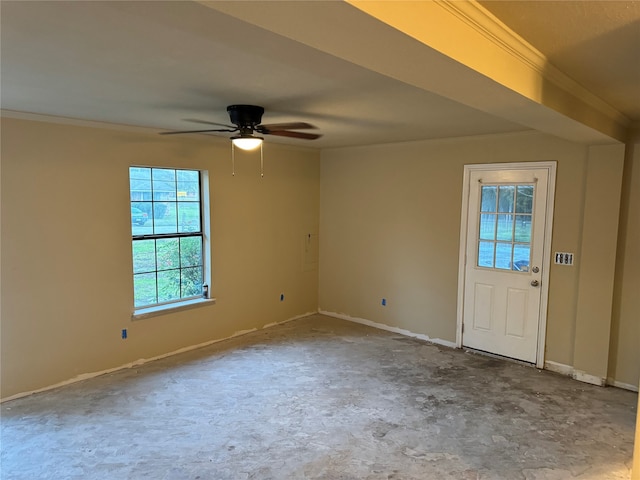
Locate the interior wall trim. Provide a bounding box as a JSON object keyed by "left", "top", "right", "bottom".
{"left": 0, "top": 311, "right": 316, "bottom": 404}
{"left": 318, "top": 310, "right": 458, "bottom": 349}
{"left": 437, "top": 0, "right": 629, "bottom": 127}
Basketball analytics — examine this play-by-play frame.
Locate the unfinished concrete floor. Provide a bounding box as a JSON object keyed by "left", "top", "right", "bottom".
{"left": 1, "top": 315, "right": 637, "bottom": 479}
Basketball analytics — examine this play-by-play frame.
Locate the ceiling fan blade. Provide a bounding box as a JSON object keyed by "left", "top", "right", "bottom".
{"left": 159, "top": 128, "right": 236, "bottom": 135}
{"left": 258, "top": 122, "right": 316, "bottom": 132}
{"left": 265, "top": 130, "right": 322, "bottom": 140}
{"left": 183, "top": 118, "right": 236, "bottom": 129}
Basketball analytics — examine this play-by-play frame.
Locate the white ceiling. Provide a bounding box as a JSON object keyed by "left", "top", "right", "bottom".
{"left": 1, "top": 1, "right": 638, "bottom": 149}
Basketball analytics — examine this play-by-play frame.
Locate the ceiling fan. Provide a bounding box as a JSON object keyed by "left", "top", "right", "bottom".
{"left": 160, "top": 104, "right": 321, "bottom": 150}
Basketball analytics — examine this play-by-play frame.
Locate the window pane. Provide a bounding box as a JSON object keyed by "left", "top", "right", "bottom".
{"left": 479, "top": 214, "right": 496, "bottom": 240}
{"left": 481, "top": 186, "right": 497, "bottom": 213}
{"left": 513, "top": 245, "right": 531, "bottom": 272}
{"left": 516, "top": 185, "right": 534, "bottom": 213}
{"left": 478, "top": 241, "right": 495, "bottom": 268}
{"left": 498, "top": 186, "right": 515, "bottom": 212}
{"left": 495, "top": 243, "right": 512, "bottom": 270}
{"left": 158, "top": 269, "right": 180, "bottom": 303}
{"left": 180, "top": 237, "right": 202, "bottom": 267}
{"left": 134, "top": 272, "right": 157, "bottom": 307}
{"left": 132, "top": 240, "right": 156, "bottom": 274}
{"left": 515, "top": 215, "right": 532, "bottom": 242}
{"left": 152, "top": 168, "right": 177, "bottom": 201}
{"left": 131, "top": 203, "right": 153, "bottom": 236}
{"left": 130, "top": 168, "right": 152, "bottom": 202}
{"left": 177, "top": 170, "right": 200, "bottom": 202}
{"left": 154, "top": 202, "right": 177, "bottom": 234}
{"left": 496, "top": 214, "right": 514, "bottom": 241}
{"left": 181, "top": 267, "right": 203, "bottom": 297}
{"left": 156, "top": 238, "right": 180, "bottom": 271}
{"left": 178, "top": 203, "right": 201, "bottom": 233}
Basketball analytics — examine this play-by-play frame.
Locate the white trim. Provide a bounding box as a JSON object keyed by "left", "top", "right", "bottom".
{"left": 544, "top": 360, "right": 574, "bottom": 377}
{"left": 0, "top": 311, "right": 316, "bottom": 403}
{"left": 573, "top": 370, "right": 606, "bottom": 387}
{"left": 436, "top": 1, "right": 628, "bottom": 127}
{"left": 546, "top": 361, "right": 639, "bottom": 391}
{"left": 132, "top": 298, "right": 216, "bottom": 320}
{"left": 456, "top": 161, "right": 556, "bottom": 369}
{"left": 607, "top": 379, "right": 639, "bottom": 393}
{"left": 319, "top": 310, "right": 458, "bottom": 349}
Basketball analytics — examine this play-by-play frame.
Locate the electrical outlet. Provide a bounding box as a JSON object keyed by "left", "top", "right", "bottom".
{"left": 121, "top": 329, "right": 128, "bottom": 340}
{"left": 280, "top": 293, "right": 284, "bottom": 302}
{"left": 381, "top": 298, "right": 387, "bottom": 306}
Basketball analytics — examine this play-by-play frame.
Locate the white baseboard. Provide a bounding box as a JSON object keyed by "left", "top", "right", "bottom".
{"left": 573, "top": 370, "right": 606, "bottom": 387}
{"left": 544, "top": 360, "right": 574, "bottom": 377}
{"left": 318, "top": 310, "right": 458, "bottom": 349}
{"left": 1, "top": 311, "right": 316, "bottom": 403}
{"left": 545, "top": 360, "right": 638, "bottom": 390}
{"left": 606, "top": 378, "right": 639, "bottom": 393}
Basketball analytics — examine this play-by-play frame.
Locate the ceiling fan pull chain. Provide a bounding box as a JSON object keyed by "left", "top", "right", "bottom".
{"left": 260, "top": 143, "right": 264, "bottom": 178}
{"left": 231, "top": 143, "right": 236, "bottom": 176}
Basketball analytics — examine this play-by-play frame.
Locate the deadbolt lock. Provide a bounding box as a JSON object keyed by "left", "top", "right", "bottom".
{"left": 532, "top": 266, "right": 540, "bottom": 273}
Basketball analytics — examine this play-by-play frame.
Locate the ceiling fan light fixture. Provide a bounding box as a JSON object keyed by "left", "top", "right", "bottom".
{"left": 231, "top": 135, "right": 263, "bottom": 151}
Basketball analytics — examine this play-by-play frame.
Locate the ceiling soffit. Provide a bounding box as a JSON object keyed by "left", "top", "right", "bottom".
{"left": 204, "top": 0, "right": 629, "bottom": 143}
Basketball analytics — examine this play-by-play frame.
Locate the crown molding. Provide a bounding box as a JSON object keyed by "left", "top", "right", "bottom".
{"left": 436, "top": 0, "right": 629, "bottom": 128}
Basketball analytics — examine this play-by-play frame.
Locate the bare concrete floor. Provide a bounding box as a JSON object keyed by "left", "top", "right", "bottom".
{"left": 1, "top": 315, "right": 637, "bottom": 479}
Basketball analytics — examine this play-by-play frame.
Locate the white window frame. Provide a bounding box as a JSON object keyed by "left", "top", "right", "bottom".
{"left": 130, "top": 167, "right": 214, "bottom": 320}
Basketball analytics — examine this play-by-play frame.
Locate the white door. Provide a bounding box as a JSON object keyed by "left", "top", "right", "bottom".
{"left": 461, "top": 164, "right": 554, "bottom": 364}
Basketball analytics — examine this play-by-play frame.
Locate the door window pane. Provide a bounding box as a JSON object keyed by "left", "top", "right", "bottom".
{"left": 513, "top": 245, "right": 531, "bottom": 272}
{"left": 498, "top": 186, "right": 515, "bottom": 213}
{"left": 516, "top": 185, "right": 533, "bottom": 213}
{"left": 514, "top": 215, "right": 532, "bottom": 242}
{"left": 495, "top": 243, "right": 513, "bottom": 270}
{"left": 478, "top": 241, "right": 495, "bottom": 268}
{"left": 481, "top": 186, "right": 497, "bottom": 212}
{"left": 496, "top": 214, "right": 514, "bottom": 241}
{"left": 479, "top": 214, "right": 496, "bottom": 240}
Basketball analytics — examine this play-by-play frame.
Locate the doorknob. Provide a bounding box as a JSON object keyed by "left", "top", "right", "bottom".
{"left": 531, "top": 279, "right": 540, "bottom": 287}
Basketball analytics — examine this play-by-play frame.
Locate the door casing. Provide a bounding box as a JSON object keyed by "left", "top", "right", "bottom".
{"left": 456, "top": 162, "right": 557, "bottom": 368}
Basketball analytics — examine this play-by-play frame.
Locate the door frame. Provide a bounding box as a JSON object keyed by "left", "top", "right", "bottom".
{"left": 456, "top": 161, "right": 557, "bottom": 368}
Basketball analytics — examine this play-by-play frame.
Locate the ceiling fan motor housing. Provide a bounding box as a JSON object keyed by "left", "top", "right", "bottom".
{"left": 227, "top": 105, "right": 264, "bottom": 129}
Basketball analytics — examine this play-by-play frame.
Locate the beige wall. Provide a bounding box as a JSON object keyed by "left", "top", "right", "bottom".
{"left": 2, "top": 118, "right": 637, "bottom": 399}
{"left": 0, "top": 117, "right": 320, "bottom": 399}
{"left": 634, "top": 384, "right": 640, "bottom": 479}
{"left": 610, "top": 141, "right": 640, "bottom": 388}
{"left": 319, "top": 131, "right": 637, "bottom": 387}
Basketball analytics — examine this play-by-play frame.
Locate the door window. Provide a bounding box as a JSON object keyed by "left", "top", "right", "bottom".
{"left": 477, "top": 184, "right": 534, "bottom": 271}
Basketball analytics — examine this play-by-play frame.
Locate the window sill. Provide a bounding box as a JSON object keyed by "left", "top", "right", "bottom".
{"left": 132, "top": 297, "right": 216, "bottom": 321}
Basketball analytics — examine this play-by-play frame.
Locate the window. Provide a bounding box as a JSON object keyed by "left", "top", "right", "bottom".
{"left": 130, "top": 167, "right": 206, "bottom": 309}
{"left": 477, "top": 184, "right": 534, "bottom": 272}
